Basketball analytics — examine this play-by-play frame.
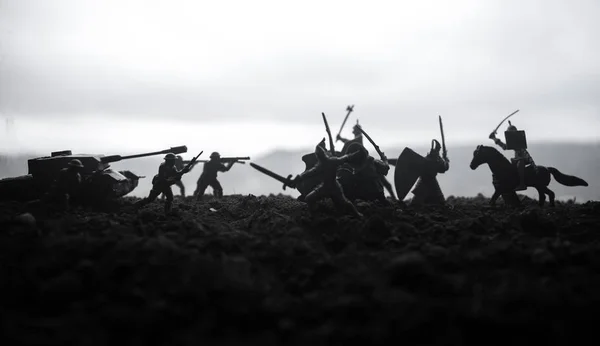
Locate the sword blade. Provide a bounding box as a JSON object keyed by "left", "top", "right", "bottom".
{"left": 438, "top": 115, "right": 447, "bottom": 157}
{"left": 249, "top": 163, "right": 294, "bottom": 187}
{"left": 493, "top": 109, "right": 519, "bottom": 134}
{"left": 357, "top": 127, "right": 385, "bottom": 160}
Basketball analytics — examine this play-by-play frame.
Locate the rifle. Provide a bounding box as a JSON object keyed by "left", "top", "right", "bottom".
{"left": 190, "top": 156, "right": 250, "bottom": 165}
{"left": 321, "top": 112, "right": 335, "bottom": 154}
{"left": 163, "top": 151, "right": 203, "bottom": 184}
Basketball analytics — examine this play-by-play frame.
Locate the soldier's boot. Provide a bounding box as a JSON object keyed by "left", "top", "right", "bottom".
{"left": 516, "top": 161, "right": 527, "bottom": 191}
{"left": 215, "top": 189, "right": 223, "bottom": 199}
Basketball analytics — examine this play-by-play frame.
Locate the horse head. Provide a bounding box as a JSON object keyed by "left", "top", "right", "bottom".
{"left": 470, "top": 145, "right": 487, "bottom": 170}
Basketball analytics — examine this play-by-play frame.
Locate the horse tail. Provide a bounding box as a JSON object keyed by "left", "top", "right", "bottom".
{"left": 548, "top": 167, "right": 589, "bottom": 187}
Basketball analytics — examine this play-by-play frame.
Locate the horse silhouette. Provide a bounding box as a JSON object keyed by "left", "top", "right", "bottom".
{"left": 469, "top": 145, "right": 588, "bottom": 207}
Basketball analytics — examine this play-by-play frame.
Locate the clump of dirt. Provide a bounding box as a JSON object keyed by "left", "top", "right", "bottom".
{"left": 1, "top": 195, "right": 599, "bottom": 345}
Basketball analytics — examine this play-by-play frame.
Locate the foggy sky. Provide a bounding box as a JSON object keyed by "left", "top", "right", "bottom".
{"left": 1, "top": 0, "right": 599, "bottom": 153}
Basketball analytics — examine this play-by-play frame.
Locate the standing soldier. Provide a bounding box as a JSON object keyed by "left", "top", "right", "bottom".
{"left": 44, "top": 159, "right": 85, "bottom": 210}
{"left": 489, "top": 121, "right": 536, "bottom": 191}
{"left": 295, "top": 145, "right": 363, "bottom": 218}
{"left": 410, "top": 140, "right": 450, "bottom": 205}
{"left": 194, "top": 152, "right": 235, "bottom": 200}
{"left": 135, "top": 153, "right": 192, "bottom": 214}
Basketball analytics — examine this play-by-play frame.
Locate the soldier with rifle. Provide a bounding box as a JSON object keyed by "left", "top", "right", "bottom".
{"left": 194, "top": 152, "right": 248, "bottom": 200}
{"left": 135, "top": 151, "right": 202, "bottom": 214}
{"left": 489, "top": 111, "right": 535, "bottom": 191}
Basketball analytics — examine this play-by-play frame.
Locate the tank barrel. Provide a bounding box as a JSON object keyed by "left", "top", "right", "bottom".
{"left": 101, "top": 145, "right": 188, "bottom": 163}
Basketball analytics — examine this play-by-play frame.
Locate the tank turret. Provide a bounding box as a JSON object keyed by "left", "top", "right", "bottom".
{"left": 0, "top": 146, "right": 188, "bottom": 203}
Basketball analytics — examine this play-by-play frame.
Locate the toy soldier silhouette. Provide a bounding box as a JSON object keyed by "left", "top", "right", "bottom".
{"left": 336, "top": 120, "right": 397, "bottom": 200}
{"left": 294, "top": 143, "right": 363, "bottom": 218}
{"left": 336, "top": 120, "right": 363, "bottom": 146}
{"left": 489, "top": 121, "right": 535, "bottom": 191}
{"left": 161, "top": 155, "right": 186, "bottom": 198}
{"left": 342, "top": 142, "right": 391, "bottom": 204}
{"left": 194, "top": 152, "right": 235, "bottom": 200}
{"left": 43, "top": 159, "right": 85, "bottom": 210}
{"left": 411, "top": 140, "right": 450, "bottom": 205}
{"left": 135, "top": 152, "right": 194, "bottom": 214}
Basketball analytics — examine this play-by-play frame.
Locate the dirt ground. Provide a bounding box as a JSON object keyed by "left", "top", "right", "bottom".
{"left": 1, "top": 194, "right": 600, "bottom": 345}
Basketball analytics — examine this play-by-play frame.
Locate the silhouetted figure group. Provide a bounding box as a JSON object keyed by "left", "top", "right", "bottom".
{"left": 9, "top": 107, "right": 590, "bottom": 217}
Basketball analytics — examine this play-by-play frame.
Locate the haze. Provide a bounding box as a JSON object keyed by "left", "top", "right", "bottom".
{"left": 1, "top": 0, "right": 599, "bottom": 156}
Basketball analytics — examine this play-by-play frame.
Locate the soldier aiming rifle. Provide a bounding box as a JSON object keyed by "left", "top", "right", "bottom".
{"left": 194, "top": 152, "right": 248, "bottom": 200}
{"left": 136, "top": 151, "right": 202, "bottom": 214}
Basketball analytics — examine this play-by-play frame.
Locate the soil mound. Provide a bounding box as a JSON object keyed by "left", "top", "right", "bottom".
{"left": 1, "top": 195, "right": 599, "bottom": 345}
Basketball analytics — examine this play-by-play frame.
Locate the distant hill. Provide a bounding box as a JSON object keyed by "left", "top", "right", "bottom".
{"left": 1, "top": 142, "right": 599, "bottom": 202}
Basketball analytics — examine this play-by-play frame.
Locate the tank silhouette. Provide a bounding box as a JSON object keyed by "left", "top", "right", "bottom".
{"left": 0, "top": 145, "right": 188, "bottom": 203}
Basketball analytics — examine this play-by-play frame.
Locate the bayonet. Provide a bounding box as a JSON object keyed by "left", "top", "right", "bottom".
{"left": 336, "top": 104, "right": 354, "bottom": 141}
{"left": 491, "top": 109, "right": 519, "bottom": 137}
{"left": 356, "top": 126, "right": 387, "bottom": 161}
{"left": 438, "top": 115, "right": 448, "bottom": 161}
{"left": 321, "top": 112, "right": 335, "bottom": 154}
{"left": 249, "top": 162, "right": 296, "bottom": 190}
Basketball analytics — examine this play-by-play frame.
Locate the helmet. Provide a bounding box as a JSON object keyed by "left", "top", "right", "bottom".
{"left": 210, "top": 152, "right": 220, "bottom": 159}
{"left": 68, "top": 159, "right": 84, "bottom": 168}
{"left": 352, "top": 121, "right": 362, "bottom": 134}
{"left": 175, "top": 155, "right": 183, "bottom": 160}
{"left": 164, "top": 153, "right": 176, "bottom": 160}
{"left": 507, "top": 121, "right": 517, "bottom": 131}
{"left": 431, "top": 139, "right": 441, "bottom": 152}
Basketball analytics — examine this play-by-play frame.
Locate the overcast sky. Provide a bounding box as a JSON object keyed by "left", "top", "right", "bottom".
{"left": 1, "top": 0, "right": 599, "bottom": 155}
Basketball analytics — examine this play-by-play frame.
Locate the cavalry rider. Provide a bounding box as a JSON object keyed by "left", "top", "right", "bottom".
{"left": 489, "top": 122, "right": 536, "bottom": 191}
{"left": 411, "top": 140, "right": 450, "bottom": 205}
{"left": 194, "top": 152, "right": 235, "bottom": 200}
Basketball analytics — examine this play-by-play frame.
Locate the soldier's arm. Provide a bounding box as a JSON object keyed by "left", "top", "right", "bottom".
{"left": 493, "top": 138, "right": 508, "bottom": 150}
{"left": 297, "top": 165, "right": 322, "bottom": 180}
{"left": 218, "top": 162, "right": 234, "bottom": 172}
{"left": 437, "top": 158, "right": 450, "bottom": 173}
{"left": 374, "top": 159, "right": 390, "bottom": 175}
{"left": 337, "top": 135, "right": 349, "bottom": 143}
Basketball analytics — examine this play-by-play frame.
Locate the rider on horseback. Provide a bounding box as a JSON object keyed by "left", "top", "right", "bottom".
{"left": 489, "top": 122, "right": 536, "bottom": 191}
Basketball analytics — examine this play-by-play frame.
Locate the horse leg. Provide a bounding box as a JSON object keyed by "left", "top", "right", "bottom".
{"left": 543, "top": 187, "right": 555, "bottom": 207}
{"left": 490, "top": 191, "right": 501, "bottom": 206}
{"left": 535, "top": 187, "right": 546, "bottom": 207}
